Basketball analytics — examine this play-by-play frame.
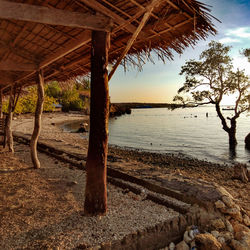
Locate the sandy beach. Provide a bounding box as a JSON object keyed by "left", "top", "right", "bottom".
{"left": 11, "top": 112, "right": 250, "bottom": 213}
{"left": 0, "top": 112, "right": 249, "bottom": 249}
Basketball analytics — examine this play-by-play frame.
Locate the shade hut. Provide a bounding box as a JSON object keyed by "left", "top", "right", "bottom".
{"left": 0, "top": 0, "right": 216, "bottom": 215}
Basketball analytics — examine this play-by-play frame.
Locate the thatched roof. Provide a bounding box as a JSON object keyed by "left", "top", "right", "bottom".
{"left": 0, "top": 0, "right": 216, "bottom": 93}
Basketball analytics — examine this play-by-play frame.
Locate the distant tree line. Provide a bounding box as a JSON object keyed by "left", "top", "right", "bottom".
{"left": 2, "top": 77, "right": 90, "bottom": 114}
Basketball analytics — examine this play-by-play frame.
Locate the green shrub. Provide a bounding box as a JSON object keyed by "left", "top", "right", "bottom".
{"left": 2, "top": 86, "right": 58, "bottom": 114}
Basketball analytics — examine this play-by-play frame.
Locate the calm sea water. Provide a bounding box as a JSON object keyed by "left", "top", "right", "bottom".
{"left": 108, "top": 106, "right": 250, "bottom": 165}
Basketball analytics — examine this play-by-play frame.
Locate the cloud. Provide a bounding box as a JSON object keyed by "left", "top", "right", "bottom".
{"left": 219, "top": 37, "right": 240, "bottom": 44}
{"left": 226, "top": 27, "right": 250, "bottom": 38}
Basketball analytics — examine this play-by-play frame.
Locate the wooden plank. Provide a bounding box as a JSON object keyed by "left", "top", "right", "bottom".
{"left": 0, "top": 0, "right": 112, "bottom": 31}
{"left": 0, "top": 60, "right": 37, "bottom": 71}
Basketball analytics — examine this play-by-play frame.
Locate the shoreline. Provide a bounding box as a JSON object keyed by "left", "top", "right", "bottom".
{"left": 11, "top": 112, "right": 250, "bottom": 214}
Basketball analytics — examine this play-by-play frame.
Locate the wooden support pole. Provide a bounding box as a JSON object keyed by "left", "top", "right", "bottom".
{"left": 0, "top": 89, "right": 2, "bottom": 118}
{"left": 5, "top": 85, "right": 14, "bottom": 152}
{"left": 84, "top": 31, "right": 110, "bottom": 216}
{"left": 30, "top": 70, "right": 44, "bottom": 169}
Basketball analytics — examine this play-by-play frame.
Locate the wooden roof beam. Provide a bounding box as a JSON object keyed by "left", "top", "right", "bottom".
{"left": 14, "top": 30, "right": 92, "bottom": 83}
{"left": 0, "top": 0, "right": 112, "bottom": 32}
{"left": 0, "top": 40, "right": 38, "bottom": 63}
{"left": 0, "top": 60, "right": 37, "bottom": 71}
{"left": 0, "top": 74, "right": 13, "bottom": 85}
{"left": 79, "top": 0, "right": 144, "bottom": 36}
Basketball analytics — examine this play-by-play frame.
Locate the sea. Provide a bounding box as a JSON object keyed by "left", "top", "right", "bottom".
{"left": 64, "top": 106, "right": 250, "bottom": 165}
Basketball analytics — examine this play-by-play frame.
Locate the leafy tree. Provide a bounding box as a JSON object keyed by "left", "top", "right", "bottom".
{"left": 2, "top": 86, "right": 57, "bottom": 114}
{"left": 174, "top": 41, "right": 250, "bottom": 149}
{"left": 61, "top": 88, "right": 84, "bottom": 112}
{"left": 243, "top": 48, "right": 250, "bottom": 62}
{"left": 45, "top": 81, "right": 61, "bottom": 99}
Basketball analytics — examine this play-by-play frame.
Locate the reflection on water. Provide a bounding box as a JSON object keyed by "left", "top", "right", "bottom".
{"left": 108, "top": 106, "right": 250, "bottom": 165}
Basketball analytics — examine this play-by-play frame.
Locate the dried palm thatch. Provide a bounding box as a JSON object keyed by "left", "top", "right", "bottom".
{"left": 0, "top": 0, "right": 217, "bottom": 93}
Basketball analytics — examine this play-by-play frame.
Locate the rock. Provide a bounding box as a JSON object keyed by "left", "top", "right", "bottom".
{"left": 245, "top": 133, "right": 250, "bottom": 149}
{"left": 233, "top": 164, "right": 249, "bottom": 183}
{"left": 219, "top": 231, "right": 233, "bottom": 242}
{"left": 225, "top": 219, "right": 234, "bottom": 233}
{"left": 168, "top": 242, "right": 175, "bottom": 250}
{"left": 234, "top": 231, "right": 250, "bottom": 241}
{"left": 222, "top": 195, "right": 235, "bottom": 208}
{"left": 175, "top": 240, "right": 189, "bottom": 250}
{"left": 215, "top": 200, "right": 226, "bottom": 209}
{"left": 221, "top": 243, "right": 232, "bottom": 250}
{"left": 231, "top": 238, "right": 250, "bottom": 250}
{"left": 195, "top": 233, "right": 222, "bottom": 250}
{"left": 233, "top": 222, "right": 250, "bottom": 234}
{"left": 211, "top": 218, "right": 225, "bottom": 230}
{"left": 243, "top": 214, "right": 250, "bottom": 226}
{"left": 218, "top": 236, "right": 225, "bottom": 244}
{"left": 211, "top": 230, "right": 220, "bottom": 238}
{"left": 222, "top": 207, "right": 242, "bottom": 222}
{"left": 183, "top": 230, "right": 192, "bottom": 244}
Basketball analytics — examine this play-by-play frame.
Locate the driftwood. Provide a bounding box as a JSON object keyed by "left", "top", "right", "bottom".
{"left": 233, "top": 164, "right": 249, "bottom": 183}
{"left": 5, "top": 85, "right": 14, "bottom": 152}
{"left": 30, "top": 70, "right": 44, "bottom": 169}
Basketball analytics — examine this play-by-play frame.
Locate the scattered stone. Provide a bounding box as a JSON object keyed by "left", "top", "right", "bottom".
{"left": 183, "top": 230, "right": 192, "bottom": 244}
{"left": 217, "top": 236, "right": 225, "bottom": 244}
{"left": 219, "top": 231, "right": 233, "bottom": 242}
{"left": 222, "top": 195, "right": 235, "bottom": 208}
{"left": 234, "top": 231, "right": 250, "bottom": 241}
{"left": 168, "top": 242, "right": 175, "bottom": 250}
{"left": 232, "top": 222, "right": 250, "bottom": 234}
{"left": 222, "top": 207, "right": 242, "bottom": 222}
{"left": 231, "top": 238, "right": 250, "bottom": 250}
{"left": 211, "top": 218, "right": 225, "bottom": 230}
{"left": 233, "top": 164, "right": 249, "bottom": 183}
{"left": 175, "top": 240, "right": 189, "bottom": 250}
{"left": 195, "top": 233, "right": 222, "bottom": 250}
{"left": 215, "top": 200, "right": 226, "bottom": 209}
{"left": 243, "top": 214, "right": 250, "bottom": 226}
{"left": 211, "top": 230, "right": 220, "bottom": 238}
{"left": 225, "top": 219, "right": 234, "bottom": 233}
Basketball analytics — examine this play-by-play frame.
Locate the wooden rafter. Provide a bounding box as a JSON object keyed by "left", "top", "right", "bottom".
{"left": 0, "top": 60, "right": 37, "bottom": 71}
{"left": 0, "top": 74, "right": 13, "bottom": 85}
{"left": 0, "top": 40, "right": 38, "bottom": 63}
{"left": 0, "top": 0, "right": 112, "bottom": 32}
{"left": 12, "top": 30, "right": 91, "bottom": 84}
{"left": 79, "top": 0, "right": 144, "bottom": 37}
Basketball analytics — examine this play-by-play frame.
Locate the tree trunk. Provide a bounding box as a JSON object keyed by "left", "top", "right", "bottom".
{"left": 5, "top": 85, "right": 14, "bottom": 152}
{"left": 229, "top": 119, "right": 237, "bottom": 150}
{"left": 0, "top": 89, "right": 3, "bottom": 118}
{"left": 30, "top": 70, "right": 44, "bottom": 169}
{"left": 84, "top": 31, "right": 110, "bottom": 216}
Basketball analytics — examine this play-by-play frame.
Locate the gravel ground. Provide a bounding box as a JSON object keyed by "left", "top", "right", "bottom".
{"left": 0, "top": 143, "right": 179, "bottom": 249}
{"left": 10, "top": 113, "right": 250, "bottom": 214}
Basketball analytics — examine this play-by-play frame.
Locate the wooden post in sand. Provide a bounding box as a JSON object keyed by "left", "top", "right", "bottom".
{"left": 30, "top": 70, "right": 44, "bottom": 169}
{"left": 5, "top": 84, "right": 14, "bottom": 152}
{"left": 84, "top": 31, "right": 110, "bottom": 215}
{"left": 0, "top": 89, "right": 3, "bottom": 118}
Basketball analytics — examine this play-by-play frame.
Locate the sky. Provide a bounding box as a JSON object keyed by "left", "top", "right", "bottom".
{"left": 109, "top": 0, "right": 250, "bottom": 104}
